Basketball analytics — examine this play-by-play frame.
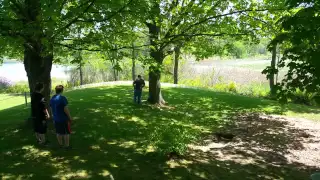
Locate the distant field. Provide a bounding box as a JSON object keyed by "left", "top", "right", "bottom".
{"left": 180, "top": 58, "right": 288, "bottom": 87}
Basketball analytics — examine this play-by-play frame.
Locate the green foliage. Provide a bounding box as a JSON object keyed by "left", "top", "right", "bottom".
{"left": 291, "top": 90, "right": 315, "bottom": 106}
{"left": 213, "top": 82, "right": 236, "bottom": 93}
{"left": 229, "top": 41, "right": 248, "bottom": 59}
{"left": 0, "top": 84, "right": 29, "bottom": 94}
{"left": 227, "top": 82, "right": 238, "bottom": 93}
{"left": 264, "top": 0, "right": 320, "bottom": 102}
{"left": 67, "top": 56, "right": 146, "bottom": 86}
{"left": 0, "top": 79, "right": 67, "bottom": 94}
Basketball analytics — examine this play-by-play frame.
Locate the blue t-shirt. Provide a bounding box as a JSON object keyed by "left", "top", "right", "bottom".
{"left": 50, "top": 94, "right": 68, "bottom": 123}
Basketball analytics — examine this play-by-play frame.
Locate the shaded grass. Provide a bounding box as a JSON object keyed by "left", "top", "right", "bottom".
{"left": 0, "top": 86, "right": 319, "bottom": 179}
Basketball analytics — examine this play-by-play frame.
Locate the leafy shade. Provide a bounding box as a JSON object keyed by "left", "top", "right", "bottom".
{"left": 267, "top": 0, "right": 320, "bottom": 102}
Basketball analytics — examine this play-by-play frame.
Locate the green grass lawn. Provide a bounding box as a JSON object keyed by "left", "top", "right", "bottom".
{"left": 0, "top": 86, "right": 319, "bottom": 180}
{"left": 0, "top": 94, "right": 30, "bottom": 110}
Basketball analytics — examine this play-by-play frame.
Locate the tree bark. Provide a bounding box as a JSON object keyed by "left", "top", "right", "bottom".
{"left": 79, "top": 63, "right": 84, "bottom": 85}
{"left": 132, "top": 42, "right": 136, "bottom": 81}
{"left": 174, "top": 45, "right": 181, "bottom": 84}
{"left": 113, "top": 67, "right": 119, "bottom": 81}
{"left": 24, "top": 43, "right": 53, "bottom": 105}
{"left": 270, "top": 45, "right": 277, "bottom": 97}
{"left": 112, "top": 44, "right": 119, "bottom": 81}
{"left": 23, "top": 0, "right": 53, "bottom": 118}
{"left": 147, "top": 22, "right": 165, "bottom": 104}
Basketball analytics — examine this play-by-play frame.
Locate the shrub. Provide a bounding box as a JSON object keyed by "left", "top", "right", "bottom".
{"left": 3, "top": 84, "right": 29, "bottom": 93}
{"left": 0, "top": 77, "right": 13, "bottom": 89}
{"left": 0, "top": 78, "right": 68, "bottom": 94}
{"left": 227, "top": 81, "right": 237, "bottom": 93}
{"left": 291, "top": 90, "right": 315, "bottom": 106}
{"left": 213, "top": 82, "right": 238, "bottom": 93}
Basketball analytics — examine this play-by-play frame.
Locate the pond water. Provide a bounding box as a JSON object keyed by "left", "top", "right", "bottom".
{"left": 0, "top": 61, "right": 70, "bottom": 82}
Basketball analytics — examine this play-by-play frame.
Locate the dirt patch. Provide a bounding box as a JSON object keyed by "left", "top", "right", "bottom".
{"left": 184, "top": 113, "right": 320, "bottom": 179}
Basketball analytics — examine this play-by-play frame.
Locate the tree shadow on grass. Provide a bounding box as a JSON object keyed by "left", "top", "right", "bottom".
{"left": 183, "top": 113, "right": 320, "bottom": 180}
{"left": 0, "top": 86, "right": 319, "bottom": 179}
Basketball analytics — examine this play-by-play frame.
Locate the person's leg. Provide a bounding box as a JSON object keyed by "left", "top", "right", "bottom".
{"left": 56, "top": 134, "right": 63, "bottom": 146}
{"left": 64, "top": 121, "right": 70, "bottom": 148}
{"left": 39, "top": 134, "right": 46, "bottom": 144}
{"left": 35, "top": 133, "right": 40, "bottom": 142}
{"left": 34, "top": 119, "right": 40, "bottom": 142}
{"left": 39, "top": 121, "right": 47, "bottom": 144}
{"left": 133, "top": 90, "right": 137, "bottom": 103}
{"left": 137, "top": 90, "right": 142, "bottom": 104}
{"left": 55, "top": 122, "right": 63, "bottom": 146}
{"left": 64, "top": 135, "right": 70, "bottom": 147}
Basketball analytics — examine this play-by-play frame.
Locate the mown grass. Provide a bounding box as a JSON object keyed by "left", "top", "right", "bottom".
{"left": 0, "top": 86, "right": 319, "bottom": 179}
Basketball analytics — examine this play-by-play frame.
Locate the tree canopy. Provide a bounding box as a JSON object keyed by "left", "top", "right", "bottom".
{"left": 1, "top": 0, "right": 304, "bottom": 104}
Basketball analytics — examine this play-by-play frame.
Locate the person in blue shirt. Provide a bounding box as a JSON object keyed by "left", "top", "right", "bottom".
{"left": 50, "top": 85, "right": 72, "bottom": 149}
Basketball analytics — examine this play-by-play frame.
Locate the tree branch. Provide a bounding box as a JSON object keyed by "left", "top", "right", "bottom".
{"left": 160, "top": 32, "right": 248, "bottom": 50}
{"left": 160, "top": 8, "right": 283, "bottom": 50}
{"left": 77, "top": 0, "right": 134, "bottom": 23}
{"left": 56, "top": 42, "right": 151, "bottom": 52}
{"left": 52, "top": 0, "right": 96, "bottom": 38}
{"left": 163, "top": 0, "right": 196, "bottom": 39}
{"left": 55, "top": 43, "right": 102, "bottom": 51}
{"left": 182, "top": 8, "right": 282, "bottom": 34}
{"left": 168, "top": 33, "right": 248, "bottom": 38}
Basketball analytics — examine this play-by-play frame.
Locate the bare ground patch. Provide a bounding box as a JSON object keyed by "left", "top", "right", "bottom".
{"left": 169, "top": 113, "right": 320, "bottom": 180}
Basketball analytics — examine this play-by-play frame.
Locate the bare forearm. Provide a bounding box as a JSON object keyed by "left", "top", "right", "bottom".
{"left": 64, "top": 107, "right": 72, "bottom": 121}
{"left": 44, "top": 109, "right": 50, "bottom": 119}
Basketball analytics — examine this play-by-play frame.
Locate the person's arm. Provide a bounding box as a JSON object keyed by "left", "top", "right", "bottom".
{"left": 41, "top": 97, "right": 50, "bottom": 120}
{"left": 63, "top": 97, "right": 72, "bottom": 122}
{"left": 44, "top": 108, "right": 50, "bottom": 120}
{"left": 64, "top": 106, "right": 72, "bottom": 122}
{"left": 133, "top": 80, "right": 136, "bottom": 87}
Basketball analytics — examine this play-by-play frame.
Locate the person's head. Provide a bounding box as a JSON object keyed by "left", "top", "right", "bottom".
{"left": 55, "top": 85, "right": 64, "bottom": 94}
{"left": 35, "top": 82, "right": 44, "bottom": 92}
{"left": 137, "top": 75, "right": 141, "bottom": 80}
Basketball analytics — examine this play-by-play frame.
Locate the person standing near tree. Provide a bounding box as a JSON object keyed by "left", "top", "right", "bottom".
{"left": 50, "top": 85, "right": 72, "bottom": 149}
{"left": 133, "top": 75, "right": 145, "bottom": 104}
{"left": 31, "top": 82, "right": 50, "bottom": 145}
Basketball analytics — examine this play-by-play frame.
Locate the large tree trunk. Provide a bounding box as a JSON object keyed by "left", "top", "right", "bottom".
{"left": 174, "top": 45, "right": 181, "bottom": 84}
{"left": 147, "top": 22, "right": 165, "bottom": 104}
{"left": 24, "top": 42, "right": 53, "bottom": 107}
{"left": 24, "top": 44, "right": 53, "bottom": 99}
{"left": 23, "top": 0, "right": 53, "bottom": 117}
{"left": 148, "top": 66, "right": 161, "bottom": 104}
{"left": 270, "top": 45, "right": 277, "bottom": 97}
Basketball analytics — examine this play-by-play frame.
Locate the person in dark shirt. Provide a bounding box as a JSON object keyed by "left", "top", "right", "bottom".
{"left": 31, "top": 82, "right": 50, "bottom": 145}
{"left": 133, "top": 75, "right": 145, "bottom": 104}
{"left": 50, "top": 85, "right": 72, "bottom": 149}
